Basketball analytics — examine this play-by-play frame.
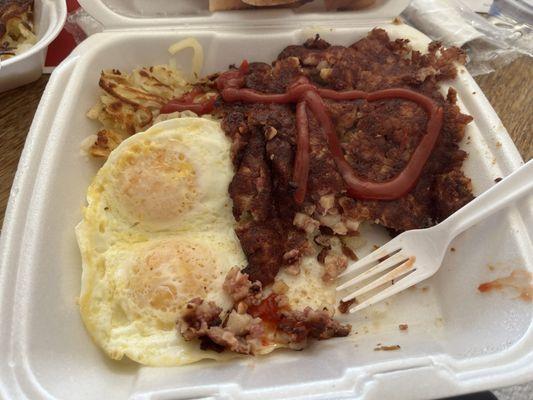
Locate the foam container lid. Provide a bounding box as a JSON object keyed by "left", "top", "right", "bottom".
{"left": 1, "top": 1, "right": 532, "bottom": 399}
{"left": 78, "top": 0, "right": 411, "bottom": 28}
{"left": 0, "top": 0, "right": 66, "bottom": 92}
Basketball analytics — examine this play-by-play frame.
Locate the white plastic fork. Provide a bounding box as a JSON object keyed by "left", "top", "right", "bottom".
{"left": 337, "top": 159, "right": 533, "bottom": 313}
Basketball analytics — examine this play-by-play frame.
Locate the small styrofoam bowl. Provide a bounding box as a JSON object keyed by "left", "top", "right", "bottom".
{"left": 0, "top": 0, "right": 66, "bottom": 93}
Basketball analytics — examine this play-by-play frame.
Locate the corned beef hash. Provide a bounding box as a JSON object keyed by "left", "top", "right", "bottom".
{"left": 77, "top": 29, "right": 474, "bottom": 366}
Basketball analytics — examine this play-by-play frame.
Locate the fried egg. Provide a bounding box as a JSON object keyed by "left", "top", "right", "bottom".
{"left": 77, "top": 117, "right": 245, "bottom": 365}
{"left": 83, "top": 117, "right": 235, "bottom": 237}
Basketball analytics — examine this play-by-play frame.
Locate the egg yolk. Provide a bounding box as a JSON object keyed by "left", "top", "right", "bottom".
{"left": 126, "top": 239, "right": 219, "bottom": 325}
{"left": 111, "top": 142, "right": 197, "bottom": 226}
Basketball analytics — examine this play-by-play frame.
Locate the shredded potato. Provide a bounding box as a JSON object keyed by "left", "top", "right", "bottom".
{"left": 84, "top": 38, "right": 211, "bottom": 158}
{"left": 168, "top": 38, "right": 204, "bottom": 81}
{"left": 0, "top": 1, "right": 37, "bottom": 61}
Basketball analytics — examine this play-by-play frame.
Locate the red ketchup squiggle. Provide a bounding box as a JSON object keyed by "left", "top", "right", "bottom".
{"left": 163, "top": 62, "right": 444, "bottom": 204}
{"left": 303, "top": 88, "right": 444, "bottom": 200}
{"left": 293, "top": 101, "right": 310, "bottom": 204}
{"left": 216, "top": 59, "right": 250, "bottom": 91}
{"left": 160, "top": 96, "right": 216, "bottom": 115}
{"left": 161, "top": 60, "right": 250, "bottom": 115}
{"left": 160, "top": 87, "right": 216, "bottom": 115}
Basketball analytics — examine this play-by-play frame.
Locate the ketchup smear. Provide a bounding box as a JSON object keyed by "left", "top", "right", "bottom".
{"left": 161, "top": 60, "right": 444, "bottom": 204}
{"left": 248, "top": 294, "right": 282, "bottom": 324}
{"left": 160, "top": 61, "right": 250, "bottom": 115}
{"left": 160, "top": 87, "right": 217, "bottom": 115}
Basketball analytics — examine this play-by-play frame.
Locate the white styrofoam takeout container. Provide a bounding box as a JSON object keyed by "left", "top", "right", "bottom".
{"left": 0, "top": 0, "right": 66, "bottom": 92}
{"left": 0, "top": 1, "right": 532, "bottom": 399}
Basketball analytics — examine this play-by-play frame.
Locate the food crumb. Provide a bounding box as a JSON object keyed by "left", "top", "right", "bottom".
{"left": 341, "top": 243, "right": 358, "bottom": 260}
{"left": 421, "top": 286, "right": 429, "bottom": 292}
{"left": 472, "top": 91, "right": 476, "bottom": 94}
{"left": 399, "top": 324, "right": 408, "bottom": 331}
{"left": 494, "top": 177, "right": 502, "bottom": 183}
{"left": 487, "top": 264, "right": 496, "bottom": 271}
{"left": 496, "top": 141, "right": 502, "bottom": 148}
{"left": 338, "top": 298, "right": 356, "bottom": 314}
{"left": 373, "top": 244, "right": 379, "bottom": 250}
{"left": 374, "top": 344, "right": 401, "bottom": 351}
{"left": 392, "top": 17, "right": 402, "bottom": 25}
{"left": 450, "top": 247, "right": 456, "bottom": 252}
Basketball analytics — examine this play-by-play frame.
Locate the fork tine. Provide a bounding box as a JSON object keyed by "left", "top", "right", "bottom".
{"left": 348, "top": 271, "right": 421, "bottom": 313}
{"left": 337, "top": 240, "right": 402, "bottom": 279}
{"left": 336, "top": 251, "right": 408, "bottom": 291}
{"left": 341, "top": 257, "right": 416, "bottom": 302}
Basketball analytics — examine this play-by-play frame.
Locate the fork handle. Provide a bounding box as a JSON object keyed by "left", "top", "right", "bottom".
{"left": 438, "top": 159, "right": 533, "bottom": 240}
